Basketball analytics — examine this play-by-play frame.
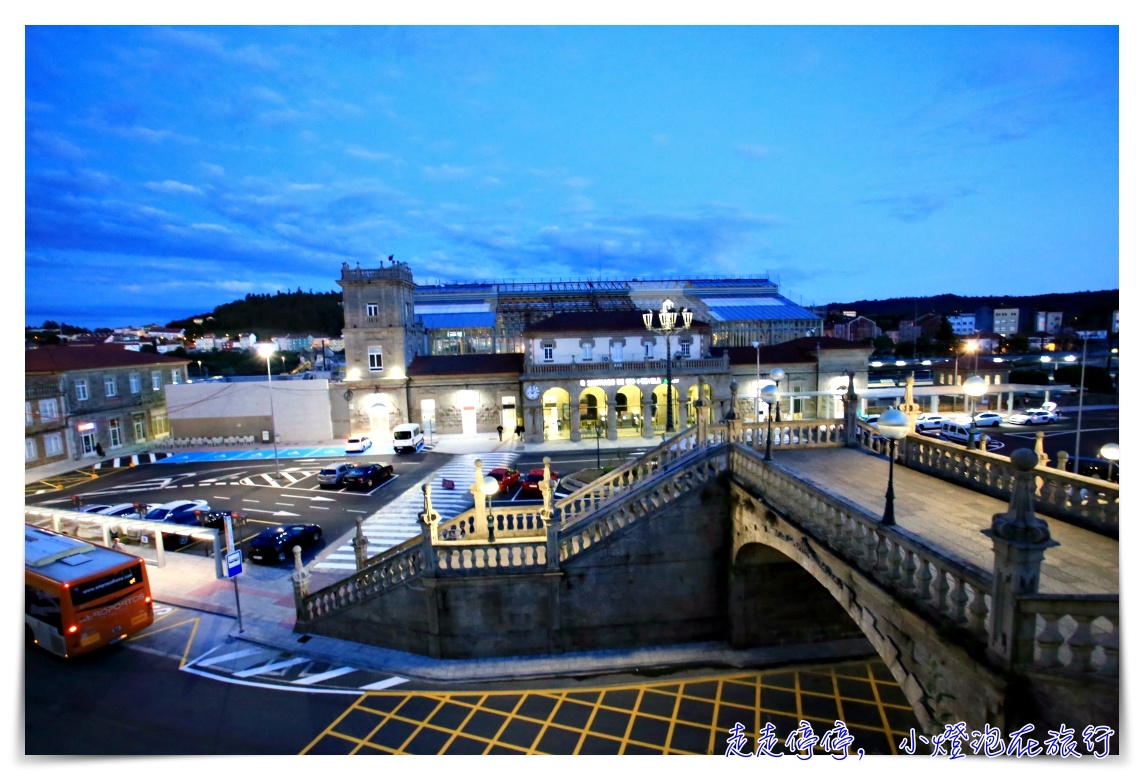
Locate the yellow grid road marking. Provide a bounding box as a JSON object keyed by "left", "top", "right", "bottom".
{"left": 300, "top": 659, "right": 920, "bottom": 756}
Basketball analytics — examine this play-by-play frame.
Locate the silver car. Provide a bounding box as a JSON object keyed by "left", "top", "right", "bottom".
{"left": 318, "top": 462, "right": 354, "bottom": 487}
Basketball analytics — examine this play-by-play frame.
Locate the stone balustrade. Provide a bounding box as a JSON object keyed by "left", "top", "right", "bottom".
{"left": 1015, "top": 595, "right": 1119, "bottom": 678}
{"left": 713, "top": 420, "right": 847, "bottom": 450}
{"left": 887, "top": 434, "right": 1119, "bottom": 535}
{"left": 558, "top": 446, "right": 729, "bottom": 561}
{"left": 298, "top": 538, "right": 424, "bottom": 623}
{"left": 430, "top": 540, "right": 549, "bottom": 573}
{"left": 730, "top": 446, "right": 994, "bottom": 640}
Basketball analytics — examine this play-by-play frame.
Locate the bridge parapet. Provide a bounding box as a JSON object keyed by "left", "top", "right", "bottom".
{"left": 298, "top": 537, "right": 423, "bottom": 624}
{"left": 729, "top": 445, "right": 994, "bottom": 640}
{"left": 1016, "top": 594, "right": 1119, "bottom": 679}
{"left": 879, "top": 434, "right": 1119, "bottom": 535}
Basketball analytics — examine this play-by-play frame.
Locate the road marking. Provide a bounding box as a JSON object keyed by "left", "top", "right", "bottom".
{"left": 360, "top": 676, "right": 408, "bottom": 691}
{"left": 200, "top": 647, "right": 265, "bottom": 666}
{"left": 234, "top": 657, "right": 311, "bottom": 678}
{"left": 295, "top": 667, "right": 359, "bottom": 685}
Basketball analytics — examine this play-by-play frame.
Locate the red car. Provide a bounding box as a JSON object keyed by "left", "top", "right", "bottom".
{"left": 520, "top": 468, "right": 559, "bottom": 497}
{"left": 486, "top": 467, "right": 520, "bottom": 493}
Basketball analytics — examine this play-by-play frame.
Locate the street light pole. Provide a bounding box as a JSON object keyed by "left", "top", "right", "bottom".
{"left": 256, "top": 343, "right": 281, "bottom": 477}
{"left": 760, "top": 383, "right": 780, "bottom": 461}
{"left": 752, "top": 341, "right": 761, "bottom": 424}
{"left": 876, "top": 409, "right": 910, "bottom": 526}
{"left": 770, "top": 367, "right": 786, "bottom": 422}
{"left": 1073, "top": 335, "right": 1088, "bottom": 475}
{"left": 643, "top": 299, "right": 692, "bottom": 434}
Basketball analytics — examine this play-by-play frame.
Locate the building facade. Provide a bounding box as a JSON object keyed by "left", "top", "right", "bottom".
{"left": 25, "top": 345, "right": 189, "bottom": 469}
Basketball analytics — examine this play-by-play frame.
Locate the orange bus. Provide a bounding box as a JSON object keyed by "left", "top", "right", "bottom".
{"left": 25, "top": 524, "right": 154, "bottom": 658}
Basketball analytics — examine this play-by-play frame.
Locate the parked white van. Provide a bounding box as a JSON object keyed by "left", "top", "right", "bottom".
{"left": 939, "top": 420, "right": 984, "bottom": 446}
{"left": 392, "top": 423, "right": 424, "bottom": 454}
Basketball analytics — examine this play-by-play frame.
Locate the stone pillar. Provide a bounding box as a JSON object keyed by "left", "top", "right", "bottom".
{"left": 291, "top": 545, "right": 311, "bottom": 616}
{"left": 525, "top": 404, "right": 543, "bottom": 444}
{"left": 1032, "top": 431, "right": 1049, "bottom": 466}
{"left": 570, "top": 401, "right": 581, "bottom": 443}
{"left": 641, "top": 396, "right": 654, "bottom": 438}
{"left": 539, "top": 456, "right": 555, "bottom": 521}
{"left": 352, "top": 517, "right": 370, "bottom": 571}
{"left": 418, "top": 483, "right": 442, "bottom": 576}
{"left": 606, "top": 398, "right": 618, "bottom": 441}
{"left": 842, "top": 371, "right": 860, "bottom": 448}
{"left": 545, "top": 520, "right": 560, "bottom": 571}
{"left": 1055, "top": 450, "right": 1069, "bottom": 470}
{"left": 471, "top": 458, "right": 487, "bottom": 518}
{"left": 899, "top": 372, "right": 921, "bottom": 430}
{"left": 981, "top": 449, "right": 1059, "bottom": 668}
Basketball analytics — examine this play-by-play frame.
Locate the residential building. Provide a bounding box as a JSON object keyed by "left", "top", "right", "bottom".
{"left": 25, "top": 344, "right": 189, "bottom": 469}
{"left": 1035, "top": 311, "right": 1064, "bottom": 335}
{"left": 831, "top": 315, "right": 880, "bottom": 342}
{"left": 992, "top": 308, "right": 1021, "bottom": 336}
{"left": 946, "top": 313, "right": 977, "bottom": 336}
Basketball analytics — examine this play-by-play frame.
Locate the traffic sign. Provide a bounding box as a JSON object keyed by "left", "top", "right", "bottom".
{"left": 225, "top": 550, "right": 243, "bottom": 578}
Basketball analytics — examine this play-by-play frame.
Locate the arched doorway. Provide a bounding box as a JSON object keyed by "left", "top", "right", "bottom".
{"left": 542, "top": 387, "right": 570, "bottom": 440}
{"left": 367, "top": 398, "right": 392, "bottom": 450}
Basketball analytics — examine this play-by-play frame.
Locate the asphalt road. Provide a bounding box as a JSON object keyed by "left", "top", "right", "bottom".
{"left": 25, "top": 600, "right": 921, "bottom": 757}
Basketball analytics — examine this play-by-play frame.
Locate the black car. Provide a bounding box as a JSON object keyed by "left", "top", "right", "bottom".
{"left": 247, "top": 524, "right": 323, "bottom": 564}
{"left": 343, "top": 463, "right": 394, "bottom": 491}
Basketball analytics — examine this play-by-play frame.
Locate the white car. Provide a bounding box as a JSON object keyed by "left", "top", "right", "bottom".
{"left": 973, "top": 412, "right": 1004, "bottom": 427}
{"left": 345, "top": 436, "right": 372, "bottom": 454}
{"left": 914, "top": 413, "right": 946, "bottom": 431}
{"left": 1012, "top": 409, "right": 1059, "bottom": 425}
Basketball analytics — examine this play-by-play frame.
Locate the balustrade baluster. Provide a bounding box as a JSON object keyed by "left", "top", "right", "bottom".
{"left": 1066, "top": 614, "right": 1097, "bottom": 674}
{"left": 968, "top": 586, "right": 988, "bottom": 636}
{"left": 886, "top": 541, "right": 903, "bottom": 586}
{"left": 934, "top": 569, "right": 951, "bottom": 618}
{"left": 1036, "top": 616, "right": 1066, "bottom": 668}
{"left": 1102, "top": 621, "right": 1119, "bottom": 677}
{"left": 949, "top": 579, "right": 969, "bottom": 625}
{"left": 899, "top": 548, "right": 918, "bottom": 595}
{"left": 915, "top": 560, "right": 933, "bottom": 604}
{"left": 874, "top": 533, "right": 890, "bottom": 575}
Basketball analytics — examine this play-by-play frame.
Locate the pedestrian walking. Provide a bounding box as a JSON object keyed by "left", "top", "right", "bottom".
{"left": 111, "top": 536, "right": 127, "bottom": 552}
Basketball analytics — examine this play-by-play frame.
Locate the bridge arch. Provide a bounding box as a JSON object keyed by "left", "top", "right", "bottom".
{"left": 728, "top": 481, "right": 1007, "bottom": 735}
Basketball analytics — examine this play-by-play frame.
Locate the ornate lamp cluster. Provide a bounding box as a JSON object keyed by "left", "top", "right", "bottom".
{"left": 642, "top": 299, "right": 692, "bottom": 433}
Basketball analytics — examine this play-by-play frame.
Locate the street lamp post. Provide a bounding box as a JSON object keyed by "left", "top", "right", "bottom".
{"left": 479, "top": 475, "right": 500, "bottom": 542}
{"left": 876, "top": 408, "right": 911, "bottom": 526}
{"left": 770, "top": 367, "right": 786, "bottom": 422}
{"left": 962, "top": 375, "right": 987, "bottom": 450}
{"left": 256, "top": 343, "right": 281, "bottom": 477}
{"left": 1099, "top": 442, "right": 1119, "bottom": 482}
{"left": 751, "top": 341, "right": 761, "bottom": 424}
{"left": 760, "top": 383, "right": 780, "bottom": 461}
{"left": 643, "top": 299, "right": 692, "bottom": 434}
{"left": 1072, "top": 336, "right": 1088, "bottom": 475}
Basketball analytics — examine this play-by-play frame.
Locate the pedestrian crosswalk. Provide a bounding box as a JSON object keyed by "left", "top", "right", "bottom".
{"left": 312, "top": 452, "right": 519, "bottom": 573}
{"left": 94, "top": 452, "right": 171, "bottom": 469}
{"left": 183, "top": 642, "right": 407, "bottom": 693}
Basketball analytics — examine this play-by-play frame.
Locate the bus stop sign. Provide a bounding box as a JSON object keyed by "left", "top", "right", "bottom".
{"left": 225, "top": 550, "right": 243, "bottom": 578}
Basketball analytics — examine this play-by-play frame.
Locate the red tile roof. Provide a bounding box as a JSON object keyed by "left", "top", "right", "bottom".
{"left": 25, "top": 344, "right": 190, "bottom": 373}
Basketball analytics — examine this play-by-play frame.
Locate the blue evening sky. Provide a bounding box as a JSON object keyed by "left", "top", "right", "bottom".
{"left": 24, "top": 20, "right": 1123, "bottom": 330}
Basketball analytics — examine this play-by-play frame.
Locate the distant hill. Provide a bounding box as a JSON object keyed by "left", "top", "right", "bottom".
{"left": 821, "top": 290, "right": 1119, "bottom": 330}
{"left": 166, "top": 290, "right": 343, "bottom": 340}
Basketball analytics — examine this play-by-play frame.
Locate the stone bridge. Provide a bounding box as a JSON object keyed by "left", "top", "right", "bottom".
{"left": 284, "top": 411, "right": 1117, "bottom": 744}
